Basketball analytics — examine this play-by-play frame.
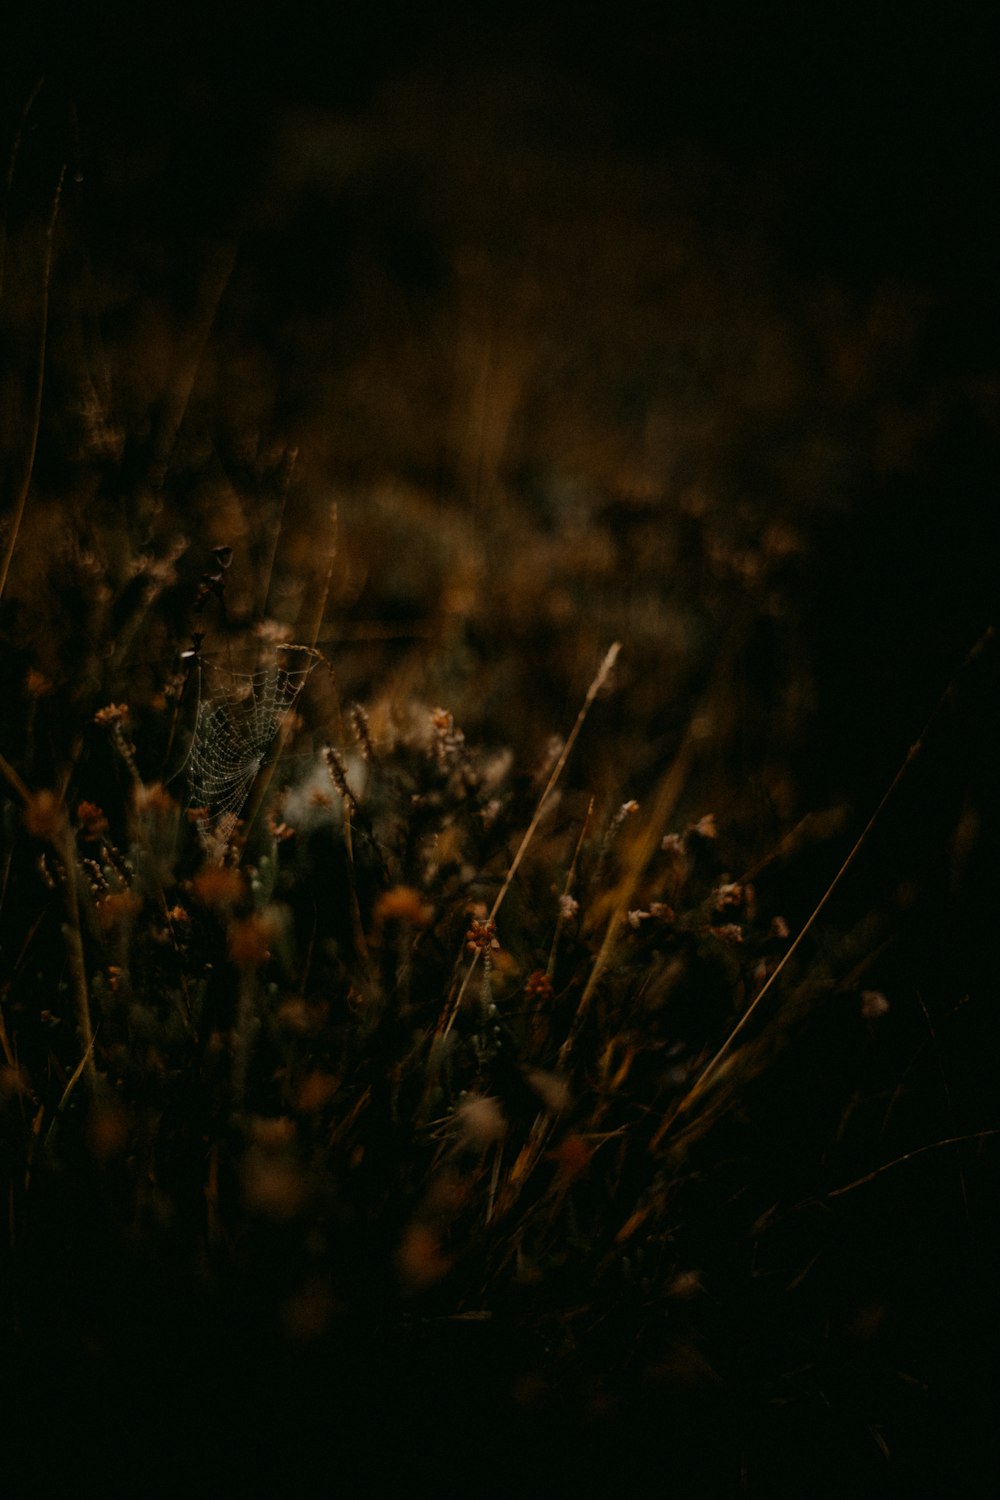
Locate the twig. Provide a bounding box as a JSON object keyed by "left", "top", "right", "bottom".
{"left": 260, "top": 447, "right": 297, "bottom": 620}
{"left": 826, "top": 1129, "right": 1000, "bottom": 1198}
{"left": 0, "top": 752, "right": 32, "bottom": 804}
{"left": 59, "top": 825, "right": 98, "bottom": 1090}
{"left": 0, "top": 161, "right": 66, "bottom": 606}
{"left": 439, "top": 643, "right": 620, "bottom": 1040}
{"left": 0, "top": 756, "right": 97, "bottom": 1086}
{"left": 491, "top": 643, "right": 619, "bottom": 923}
{"left": 557, "top": 617, "right": 746, "bottom": 1066}
{"left": 44, "top": 1029, "right": 98, "bottom": 1147}
{"left": 0, "top": 77, "right": 44, "bottom": 308}
{"left": 650, "top": 625, "right": 997, "bottom": 1151}
{"left": 547, "top": 796, "right": 595, "bottom": 978}
{"left": 302, "top": 501, "right": 339, "bottom": 652}
{"left": 145, "top": 239, "right": 238, "bottom": 489}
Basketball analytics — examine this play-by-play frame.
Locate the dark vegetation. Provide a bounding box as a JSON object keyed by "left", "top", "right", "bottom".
{"left": 1, "top": 7, "right": 998, "bottom": 1495}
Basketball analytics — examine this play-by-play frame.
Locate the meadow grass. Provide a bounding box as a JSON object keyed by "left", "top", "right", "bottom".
{"left": 1, "top": 77, "right": 997, "bottom": 1495}
{"left": 0, "top": 491, "right": 996, "bottom": 1496}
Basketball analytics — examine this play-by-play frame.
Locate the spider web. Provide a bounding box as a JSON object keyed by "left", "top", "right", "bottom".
{"left": 186, "top": 650, "right": 315, "bottom": 855}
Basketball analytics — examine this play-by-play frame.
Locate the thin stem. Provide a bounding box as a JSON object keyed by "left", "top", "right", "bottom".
{"left": 260, "top": 447, "right": 297, "bottom": 619}
{"left": 826, "top": 1129, "right": 1000, "bottom": 1198}
{"left": 557, "top": 617, "right": 746, "bottom": 1067}
{"left": 547, "top": 796, "right": 595, "bottom": 978}
{"left": 490, "top": 643, "right": 619, "bottom": 924}
{"left": 650, "top": 625, "right": 997, "bottom": 1151}
{"left": 0, "top": 161, "right": 66, "bottom": 606}
{"left": 440, "top": 643, "right": 620, "bottom": 1040}
{"left": 0, "top": 77, "right": 44, "bottom": 309}
{"left": 58, "top": 827, "right": 98, "bottom": 1090}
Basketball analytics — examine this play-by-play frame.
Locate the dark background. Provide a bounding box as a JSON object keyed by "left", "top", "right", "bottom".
{"left": 1, "top": 5, "right": 998, "bottom": 1494}
{"left": 3, "top": 0, "right": 997, "bottom": 803}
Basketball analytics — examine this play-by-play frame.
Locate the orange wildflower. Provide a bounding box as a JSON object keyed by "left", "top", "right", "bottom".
{"left": 190, "top": 866, "right": 245, "bottom": 908}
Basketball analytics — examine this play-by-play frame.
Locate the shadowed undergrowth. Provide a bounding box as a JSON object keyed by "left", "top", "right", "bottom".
{"left": 0, "top": 527, "right": 996, "bottom": 1495}
{"left": 1, "top": 57, "right": 998, "bottom": 1499}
